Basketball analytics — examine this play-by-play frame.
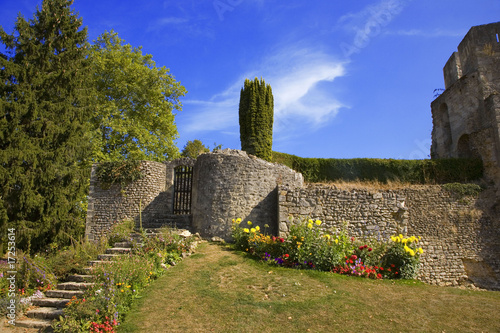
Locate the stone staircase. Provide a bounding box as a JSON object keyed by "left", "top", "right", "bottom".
{"left": 15, "top": 242, "right": 132, "bottom": 331}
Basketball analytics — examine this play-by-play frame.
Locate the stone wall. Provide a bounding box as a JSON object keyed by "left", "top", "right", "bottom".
{"left": 278, "top": 184, "right": 500, "bottom": 288}
{"left": 85, "top": 161, "right": 168, "bottom": 241}
{"left": 191, "top": 149, "right": 303, "bottom": 240}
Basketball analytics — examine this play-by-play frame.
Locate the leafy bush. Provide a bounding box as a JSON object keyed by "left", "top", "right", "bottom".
{"left": 106, "top": 219, "right": 136, "bottom": 246}
{"left": 96, "top": 160, "right": 144, "bottom": 190}
{"left": 380, "top": 235, "right": 423, "bottom": 279}
{"left": 441, "top": 183, "right": 483, "bottom": 198}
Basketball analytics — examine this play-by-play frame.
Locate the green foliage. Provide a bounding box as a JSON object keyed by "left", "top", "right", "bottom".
{"left": 239, "top": 77, "right": 274, "bottom": 161}
{"left": 181, "top": 139, "right": 210, "bottom": 159}
{"left": 105, "top": 219, "right": 136, "bottom": 246}
{"left": 0, "top": 0, "right": 94, "bottom": 253}
{"left": 272, "top": 152, "right": 483, "bottom": 184}
{"left": 46, "top": 238, "right": 108, "bottom": 280}
{"left": 90, "top": 31, "right": 186, "bottom": 162}
{"left": 96, "top": 160, "right": 144, "bottom": 190}
{"left": 441, "top": 182, "right": 483, "bottom": 198}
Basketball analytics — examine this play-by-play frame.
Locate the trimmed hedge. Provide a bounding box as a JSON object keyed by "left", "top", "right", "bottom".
{"left": 272, "top": 151, "right": 483, "bottom": 184}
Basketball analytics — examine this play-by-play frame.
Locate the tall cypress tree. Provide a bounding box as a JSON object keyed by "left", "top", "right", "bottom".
{"left": 238, "top": 77, "right": 274, "bottom": 161}
{"left": 0, "top": 0, "right": 93, "bottom": 252}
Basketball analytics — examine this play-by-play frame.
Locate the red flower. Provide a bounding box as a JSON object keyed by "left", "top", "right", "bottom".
{"left": 380, "top": 267, "right": 384, "bottom": 271}
{"left": 387, "top": 268, "right": 391, "bottom": 272}
{"left": 359, "top": 246, "right": 364, "bottom": 250}
{"left": 364, "top": 245, "right": 368, "bottom": 249}
{"left": 368, "top": 248, "right": 372, "bottom": 252}
{"left": 279, "top": 238, "right": 285, "bottom": 243}
{"left": 391, "top": 264, "right": 395, "bottom": 267}
{"left": 284, "top": 254, "right": 289, "bottom": 258}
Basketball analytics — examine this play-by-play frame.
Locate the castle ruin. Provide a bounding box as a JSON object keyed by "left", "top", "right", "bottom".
{"left": 431, "top": 21, "right": 500, "bottom": 191}
{"left": 85, "top": 22, "right": 500, "bottom": 289}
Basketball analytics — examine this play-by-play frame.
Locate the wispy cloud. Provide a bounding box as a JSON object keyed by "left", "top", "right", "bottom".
{"left": 182, "top": 45, "right": 347, "bottom": 135}
{"left": 385, "top": 28, "right": 464, "bottom": 38}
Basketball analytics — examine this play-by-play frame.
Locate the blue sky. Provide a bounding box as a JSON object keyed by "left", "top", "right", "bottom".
{"left": 2, "top": 1, "right": 499, "bottom": 159}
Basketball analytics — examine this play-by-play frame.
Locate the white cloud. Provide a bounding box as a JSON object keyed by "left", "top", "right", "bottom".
{"left": 385, "top": 29, "right": 464, "bottom": 38}
{"left": 182, "top": 46, "right": 347, "bottom": 135}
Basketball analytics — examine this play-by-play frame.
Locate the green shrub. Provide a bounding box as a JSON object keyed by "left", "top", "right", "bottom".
{"left": 272, "top": 151, "right": 483, "bottom": 184}
{"left": 441, "top": 183, "right": 483, "bottom": 198}
{"left": 107, "top": 219, "right": 136, "bottom": 246}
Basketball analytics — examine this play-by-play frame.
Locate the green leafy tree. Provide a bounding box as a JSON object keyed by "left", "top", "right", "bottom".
{"left": 0, "top": 0, "right": 94, "bottom": 253}
{"left": 90, "top": 31, "right": 186, "bottom": 162}
{"left": 181, "top": 140, "right": 210, "bottom": 159}
{"left": 238, "top": 77, "right": 274, "bottom": 161}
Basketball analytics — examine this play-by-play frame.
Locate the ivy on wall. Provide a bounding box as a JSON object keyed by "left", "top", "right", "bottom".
{"left": 96, "top": 160, "right": 144, "bottom": 190}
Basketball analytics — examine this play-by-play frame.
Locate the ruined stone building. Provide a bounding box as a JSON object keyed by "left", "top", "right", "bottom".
{"left": 431, "top": 21, "right": 500, "bottom": 189}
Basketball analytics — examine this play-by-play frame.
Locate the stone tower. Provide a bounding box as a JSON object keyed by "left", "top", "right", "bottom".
{"left": 431, "top": 22, "right": 500, "bottom": 187}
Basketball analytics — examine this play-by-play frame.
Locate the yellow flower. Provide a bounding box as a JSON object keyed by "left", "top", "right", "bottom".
{"left": 121, "top": 289, "right": 124, "bottom": 292}
{"left": 250, "top": 228, "right": 256, "bottom": 233}
{"left": 418, "top": 247, "right": 424, "bottom": 254}
{"left": 237, "top": 218, "right": 242, "bottom": 223}
{"left": 308, "top": 219, "right": 313, "bottom": 224}
{"left": 307, "top": 223, "right": 313, "bottom": 229}
{"left": 399, "top": 234, "right": 404, "bottom": 239}
{"left": 335, "top": 239, "right": 339, "bottom": 244}
{"left": 127, "top": 285, "right": 131, "bottom": 288}
{"left": 315, "top": 220, "right": 322, "bottom": 226}
{"left": 255, "top": 226, "right": 260, "bottom": 231}
{"left": 247, "top": 221, "right": 253, "bottom": 226}
{"left": 324, "top": 234, "right": 331, "bottom": 240}
{"left": 409, "top": 249, "right": 415, "bottom": 256}
{"left": 243, "top": 228, "right": 249, "bottom": 233}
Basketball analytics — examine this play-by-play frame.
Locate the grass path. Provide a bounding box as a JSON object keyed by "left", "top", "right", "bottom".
{"left": 118, "top": 242, "right": 500, "bottom": 333}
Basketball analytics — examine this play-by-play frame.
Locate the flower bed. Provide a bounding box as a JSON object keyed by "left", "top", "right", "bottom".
{"left": 231, "top": 218, "right": 423, "bottom": 280}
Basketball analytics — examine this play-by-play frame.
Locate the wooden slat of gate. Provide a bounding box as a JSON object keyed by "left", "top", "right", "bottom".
{"left": 174, "top": 166, "right": 193, "bottom": 215}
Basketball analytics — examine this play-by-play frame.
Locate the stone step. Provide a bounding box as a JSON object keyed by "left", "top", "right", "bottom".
{"left": 113, "top": 241, "right": 132, "bottom": 248}
{"left": 98, "top": 253, "right": 121, "bottom": 261}
{"left": 15, "top": 318, "right": 52, "bottom": 330}
{"left": 46, "top": 289, "right": 84, "bottom": 299}
{"left": 27, "top": 307, "right": 64, "bottom": 320}
{"left": 32, "top": 297, "right": 70, "bottom": 308}
{"left": 88, "top": 260, "right": 114, "bottom": 266}
{"left": 106, "top": 247, "right": 132, "bottom": 254}
{"left": 66, "top": 274, "right": 94, "bottom": 283}
{"left": 57, "top": 282, "right": 94, "bottom": 291}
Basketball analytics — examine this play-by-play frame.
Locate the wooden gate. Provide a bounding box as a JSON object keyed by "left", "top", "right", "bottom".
{"left": 173, "top": 165, "right": 193, "bottom": 214}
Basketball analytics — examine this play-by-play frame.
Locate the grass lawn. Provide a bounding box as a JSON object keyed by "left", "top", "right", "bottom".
{"left": 118, "top": 242, "right": 500, "bottom": 333}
